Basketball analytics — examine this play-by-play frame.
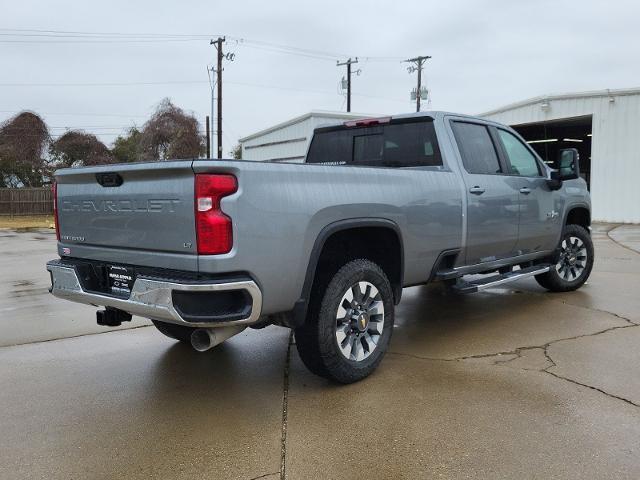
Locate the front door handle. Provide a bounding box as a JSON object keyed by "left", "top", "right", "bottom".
{"left": 519, "top": 187, "right": 532, "bottom": 195}
{"left": 469, "top": 186, "right": 485, "bottom": 195}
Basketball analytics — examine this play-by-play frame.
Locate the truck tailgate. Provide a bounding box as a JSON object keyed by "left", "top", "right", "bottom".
{"left": 56, "top": 161, "right": 196, "bottom": 258}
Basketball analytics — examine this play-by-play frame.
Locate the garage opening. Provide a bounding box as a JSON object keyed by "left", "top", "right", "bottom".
{"left": 511, "top": 115, "right": 592, "bottom": 189}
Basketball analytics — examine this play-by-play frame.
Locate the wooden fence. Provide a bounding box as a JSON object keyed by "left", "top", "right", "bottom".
{"left": 0, "top": 188, "right": 53, "bottom": 216}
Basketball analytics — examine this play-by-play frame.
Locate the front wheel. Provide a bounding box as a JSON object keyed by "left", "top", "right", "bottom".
{"left": 535, "top": 224, "right": 594, "bottom": 292}
{"left": 294, "top": 259, "right": 395, "bottom": 384}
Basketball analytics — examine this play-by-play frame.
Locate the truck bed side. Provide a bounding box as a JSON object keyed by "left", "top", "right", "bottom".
{"left": 192, "top": 160, "right": 463, "bottom": 314}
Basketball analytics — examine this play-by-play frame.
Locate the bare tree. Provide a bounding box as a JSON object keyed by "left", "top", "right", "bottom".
{"left": 50, "top": 131, "right": 115, "bottom": 168}
{"left": 138, "top": 98, "right": 205, "bottom": 161}
{"left": 0, "top": 111, "right": 49, "bottom": 187}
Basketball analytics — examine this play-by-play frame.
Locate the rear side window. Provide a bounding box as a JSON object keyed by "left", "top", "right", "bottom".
{"left": 451, "top": 122, "right": 502, "bottom": 175}
{"left": 306, "top": 129, "right": 352, "bottom": 165}
{"left": 352, "top": 122, "right": 442, "bottom": 167}
{"left": 307, "top": 120, "right": 442, "bottom": 168}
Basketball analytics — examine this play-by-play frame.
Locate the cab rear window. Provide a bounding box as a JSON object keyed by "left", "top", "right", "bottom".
{"left": 307, "top": 120, "right": 442, "bottom": 168}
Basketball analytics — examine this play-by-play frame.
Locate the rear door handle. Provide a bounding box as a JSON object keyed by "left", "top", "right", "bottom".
{"left": 519, "top": 187, "right": 532, "bottom": 195}
{"left": 469, "top": 186, "right": 485, "bottom": 195}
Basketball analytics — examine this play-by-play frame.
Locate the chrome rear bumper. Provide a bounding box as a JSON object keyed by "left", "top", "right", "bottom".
{"left": 46, "top": 261, "right": 262, "bottom": 328}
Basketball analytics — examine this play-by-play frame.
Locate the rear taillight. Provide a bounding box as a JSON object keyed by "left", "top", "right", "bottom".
{"left": 195, "top": 174, "right": 237, "bottom": 255}
{"left": 52, "top": 182, "right": 60, "bottom": 241}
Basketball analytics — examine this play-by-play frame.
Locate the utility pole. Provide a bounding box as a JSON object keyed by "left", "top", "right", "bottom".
{"left": 205, "top": 116, "right": 211, "bottom": 158}
{"left": 337, "top": 57, "right": 358, "bottom": 112}
{"left": 211, "top": 37, "right": 225, "bottom": 158}
{"left": 404, "top": 55, "right": 431, "bottom": 112}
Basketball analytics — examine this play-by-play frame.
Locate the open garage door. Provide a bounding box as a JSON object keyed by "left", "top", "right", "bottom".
{"left": 511, "top": 115, "right": 592, "bottom": 189}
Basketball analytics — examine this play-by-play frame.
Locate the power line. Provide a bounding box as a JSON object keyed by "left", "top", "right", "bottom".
{"left": 0, "top": 80, "right": 207, "bottom": 87}
{"left": 0, "top": 28, "right": 213, "bottom": 36}
{"left": 0, "top": 28, "right": 403, "bottom": 62}
{"left": 0, "top": 38, "right": 207, "bottom": 44}
{"left": 0, "top": 109, "right": 148, "bottom": 118}
{"left": 0, "top": 79, "right": 408, "bottom": 102}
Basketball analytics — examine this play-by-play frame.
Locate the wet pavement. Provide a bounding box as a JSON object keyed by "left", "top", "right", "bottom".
{"left": 1, "top": 224, "right": 639, "bottom": 479}
{"left": 0, "top": 229, "right": 149, "bottom": 347}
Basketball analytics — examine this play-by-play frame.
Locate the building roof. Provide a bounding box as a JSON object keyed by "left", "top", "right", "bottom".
{"left": 480, "top": 86, "right": 640, "bottom": 117}
{"left": 239, "top": 110, "right": 375, "bottom": 143}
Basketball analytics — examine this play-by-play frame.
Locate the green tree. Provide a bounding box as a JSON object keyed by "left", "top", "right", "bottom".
{"left": 112, "top": 127, "right": 142, "bottom": 163}
{"left": 230, "top": 143, "right": 242, "bottom": 160}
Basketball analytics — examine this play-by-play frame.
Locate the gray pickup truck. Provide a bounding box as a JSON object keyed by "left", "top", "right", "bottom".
{"left": 47, "top": 111, "right": 593, "bottom": 383}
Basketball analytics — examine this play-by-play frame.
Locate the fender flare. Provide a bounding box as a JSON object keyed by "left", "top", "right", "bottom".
{"left": 563, "top": 203, "right": 591, "bottom": 228}
{"left": 290, "top": 218, "right": 404, "bottom": 327}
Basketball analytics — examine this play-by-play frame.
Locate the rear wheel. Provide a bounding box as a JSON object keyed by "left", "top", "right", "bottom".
{"left": 535, "top": 224, "right": 594, "bottom": 292}
{"left": 295, "top": 259, "right": 395, "bottom": 384}
{"left": 152, "top": 320, "right": 196, "bottom": 343}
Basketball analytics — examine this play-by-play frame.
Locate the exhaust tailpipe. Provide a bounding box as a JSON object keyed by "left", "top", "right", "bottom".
{"left": 190, "top": 325, "right": 245, "bottom": 352}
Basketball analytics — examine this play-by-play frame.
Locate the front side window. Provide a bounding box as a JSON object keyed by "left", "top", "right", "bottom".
{"left": 451, "top": 122, "right": 502, "bottom": 174}
{"left": 497, "top": 129, "right": 541, "bottom": 177}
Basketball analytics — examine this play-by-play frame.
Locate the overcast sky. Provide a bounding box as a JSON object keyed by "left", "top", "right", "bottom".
{"left": 2, "top": 0, "right": 639, "bottom": 155}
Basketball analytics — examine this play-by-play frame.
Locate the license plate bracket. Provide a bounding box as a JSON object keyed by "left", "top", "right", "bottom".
{"left": 107, "top": 265, "right": 135, "bottom": 296}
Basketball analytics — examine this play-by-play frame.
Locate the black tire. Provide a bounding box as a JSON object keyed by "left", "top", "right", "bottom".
{"left": 535, "top": 224, "right": 594, "bottom": 292}
{"left": 294, "top": 259, "right": 395, "bottom": 384}
{"left": 151, "top": 320, "right": 196, "bottom": 343}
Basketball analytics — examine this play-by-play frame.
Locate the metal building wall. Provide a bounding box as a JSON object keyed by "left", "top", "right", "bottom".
{"left": 482, "top": 89, "right": 640, "bottom": 223}
{"left": 241, "top": 117, "right": 313, "bottom": 163}
{"left": 240, "top": 112, "right": 369, "bottom": 163}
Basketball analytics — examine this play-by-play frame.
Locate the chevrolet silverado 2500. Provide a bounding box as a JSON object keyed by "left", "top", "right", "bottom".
{"left": 47, "top": 111, "right": 593, "bottom": 383}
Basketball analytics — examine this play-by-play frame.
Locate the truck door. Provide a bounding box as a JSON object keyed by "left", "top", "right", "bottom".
{"left": 493, "top": 127, "right": 558, "bottom": 253}
{"left": 450, "top": 121, "right": 519, "bottom": 265}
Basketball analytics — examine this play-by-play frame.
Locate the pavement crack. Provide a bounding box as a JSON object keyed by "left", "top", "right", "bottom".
{"left": 392, "top": 324, "right": 639, "bottom": 366}
{"left": 539, "top": 323, "right": 638, "bottom": 348}
{"left": 280, "top": 331, "right": 293, "bottom": 480}
{"left": 0, "top": 324, "right": 153, "bottom": 349}
{"left": 542, "top": 344, "right": 557, "bottom": 368}
{"left": 542, "top": 344, "right": 639, "bottom": 408}
{"left": 453, "top": 346, "right": 538, "bottom": 362}
{"left": 515, "top": 288, "right": 638, "bottom": 326}
{"left": 388, "top": 351, "right": 456, "bottom": 362}
{"left": 454, "top": 323, "right": 639, "bottom": 363}
{"left": 248, "top": 472, "right": 280, "bottom": 480}
{"left": 391, "top": 324, "right": 640, "bottom": 407}
{"left": 548, "top": 298, "right": 638, "bottom": 326}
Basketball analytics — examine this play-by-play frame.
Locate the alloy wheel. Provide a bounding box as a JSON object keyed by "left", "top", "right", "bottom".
{"left": 335, "top": 281, "right": 385, "bottom": 362}
{"left": 556, "top": 236, "right": 588, "bottom": 281}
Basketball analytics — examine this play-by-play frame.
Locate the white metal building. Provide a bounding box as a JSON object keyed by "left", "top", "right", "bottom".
{"left": 239, "top": 110, "right": 373, "bottom": 163}
{"left": 481, "top": 87, "right": 640, "bottom": 223}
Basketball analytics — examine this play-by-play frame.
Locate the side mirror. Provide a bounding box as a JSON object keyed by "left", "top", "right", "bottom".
{"left": 557, "top": 148, "right": 580, "bottom": 180}
{"left": 547, "top": 148, "right": 580, "bottom": 190}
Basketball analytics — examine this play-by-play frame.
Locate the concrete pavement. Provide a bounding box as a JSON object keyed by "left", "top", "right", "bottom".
{"left": 0, "top": 228, "right": 149, "bottom": 347}
{"left": 0, "top": 224, "right": 639, "bottom": 479}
